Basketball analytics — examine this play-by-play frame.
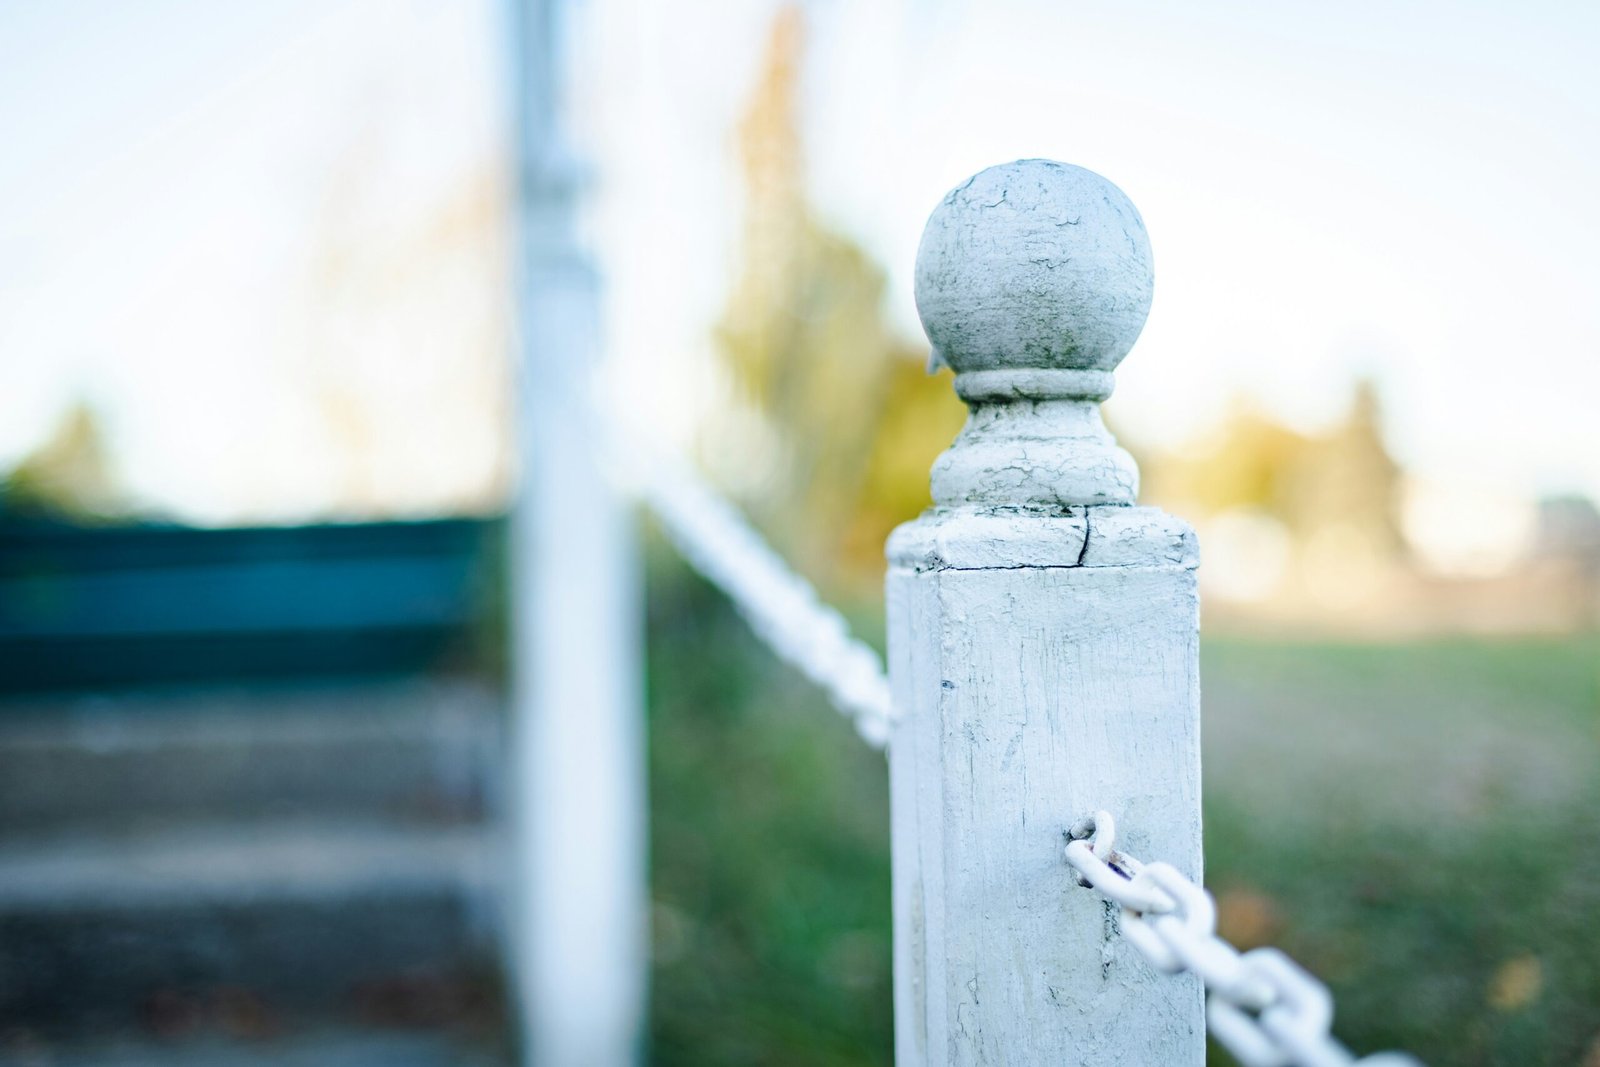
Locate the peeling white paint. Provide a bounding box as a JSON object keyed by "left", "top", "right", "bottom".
{"left": 888, "top": 160, "right": 1203, "bottom": 1065}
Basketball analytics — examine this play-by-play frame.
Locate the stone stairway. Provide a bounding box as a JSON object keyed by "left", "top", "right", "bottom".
{"left": 0, "top": 680, "right": 511, "bottom": 1066}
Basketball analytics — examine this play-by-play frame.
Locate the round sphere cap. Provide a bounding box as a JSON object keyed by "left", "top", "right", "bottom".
{"left": 914, "top": 160, "right": 1153, "bottom": 374}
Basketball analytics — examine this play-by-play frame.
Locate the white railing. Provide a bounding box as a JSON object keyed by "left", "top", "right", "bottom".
{"left": 885, "top": 159, "right": 1206, "bottom": 1062}
{"left": 507, "top": 5, "right": 1422, "bottom": 1059}
{"left": 507, "top": 3, "right": 645, "bottom": 1065}
{"left": 629, "top": 159, "right": 1420, "bottom": 1067}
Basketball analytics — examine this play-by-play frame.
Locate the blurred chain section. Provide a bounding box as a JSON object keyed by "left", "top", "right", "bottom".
{"left": 639, "top": 458, "right": 894, "bottom": 750}
{"left": 1065, "top": 812, "right": 1424, "bottom": 1067}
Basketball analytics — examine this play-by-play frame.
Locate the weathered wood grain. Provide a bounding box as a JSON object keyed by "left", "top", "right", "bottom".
{"left": 889, "top": 160, "right": 1204, "bottom": 1065}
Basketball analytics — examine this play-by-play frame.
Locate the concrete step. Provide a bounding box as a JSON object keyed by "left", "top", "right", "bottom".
{"left": 0, "top": 681, "right": 502, "bottom": 837}
{"left": 0, "top": 821, "right": 504, "bottom": 1038}
{"left": 0, "top": 1028, "right": 510, "bottom": 1067}
{"left": 0, "top": 1030, "right": 508, "bottom": 1062}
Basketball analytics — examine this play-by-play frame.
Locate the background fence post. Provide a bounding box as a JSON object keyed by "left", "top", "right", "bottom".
{"left": 886, "top": 159, "right": 1204, "bottom": 1065}
{"left": 507, "top": 0, "right": 646, "bottom": 1063}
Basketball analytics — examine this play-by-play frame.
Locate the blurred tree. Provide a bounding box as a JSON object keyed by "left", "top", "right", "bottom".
{"left": 1143, "top": 379, "right": 1402, "bottom": 554}
{"left": 1295, "top": 380, "right": 1404, "bottom": 554}
{"left": 1, "top": 401, "right": 125, "bottom": 521}
{"left": 1141, "top": 398, "right": 1309, "bottom": 520}
{"left": 711, "top": 5, "right": 965, "bottom": 591}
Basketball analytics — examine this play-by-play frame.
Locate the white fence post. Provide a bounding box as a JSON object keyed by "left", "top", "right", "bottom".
{"left": 886, "top": 160, "right": 1204, "bottom": 1065}
{"left": 507, "top": 0, "right": 646, "bottom": 1063}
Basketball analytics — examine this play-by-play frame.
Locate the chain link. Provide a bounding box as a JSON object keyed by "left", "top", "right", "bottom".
{"left": 1064, "top": 812, "right": 1423, "bottom": 1067}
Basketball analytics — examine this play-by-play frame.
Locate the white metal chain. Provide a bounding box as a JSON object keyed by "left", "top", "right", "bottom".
{"left": 618, "top": 421, "right": 1419, "bottom": 1063}
{"left": 1064, "top": 812, "right": 1423, "bottom": 1067}
{"left": 590, "top": 398, "right": 893, "bottom": 749}
{"left": 629, "top": 440, "right": 1422, "bottom": 1063}
{"left": 637, "top": 459, "right": 894, "bottom": 749}
{"left": 621, "top": 432, "right": 1426, "bottom": 1061}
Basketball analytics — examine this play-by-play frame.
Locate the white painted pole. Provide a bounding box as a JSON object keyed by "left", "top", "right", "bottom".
{"left": 886, "top": 160, "right": 1204, "bottom": 1065}
{"left": 507, "top": 1, "right": 646, "bottom": 1064}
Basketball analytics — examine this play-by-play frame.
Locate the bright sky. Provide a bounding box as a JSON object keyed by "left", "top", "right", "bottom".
{"left": 2, "top": 0, "right": 1597, "bottom": 522}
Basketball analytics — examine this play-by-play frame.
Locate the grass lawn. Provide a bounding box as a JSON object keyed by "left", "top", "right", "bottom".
{"left": 644, "top": 556, "right": 1600, "bottom": 1066}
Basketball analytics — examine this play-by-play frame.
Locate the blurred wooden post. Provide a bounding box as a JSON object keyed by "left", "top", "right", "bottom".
{"left": 507, "top": 0, "right": 646, "bottom": 1064}
{"left": 886, "top": 160, "right": 1204, "bottom": 1064}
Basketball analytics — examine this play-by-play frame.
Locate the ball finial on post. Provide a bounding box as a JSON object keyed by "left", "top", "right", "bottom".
{"left": 888, "top": 160, "right": 1202, "bottom": 1066}
{"left": 915, "top": 160, "right": 1154, "bottom": 508}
